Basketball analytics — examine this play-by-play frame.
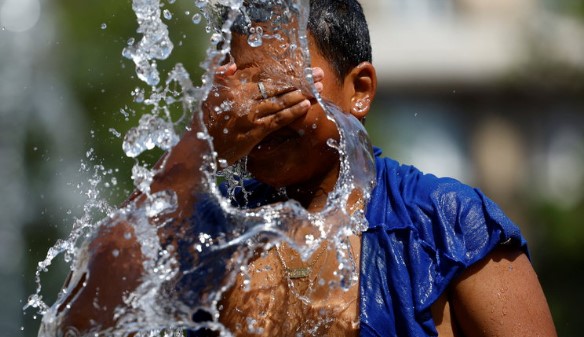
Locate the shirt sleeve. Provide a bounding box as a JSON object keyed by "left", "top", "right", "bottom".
{"left": 360, "top": 155, "right": 528, "bottom": 337}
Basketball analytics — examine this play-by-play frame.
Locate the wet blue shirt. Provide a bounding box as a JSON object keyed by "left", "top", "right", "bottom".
{"left": 360, "top": 147, "right": 527, "bottom": 336}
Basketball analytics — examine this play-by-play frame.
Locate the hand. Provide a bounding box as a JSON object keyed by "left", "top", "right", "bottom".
{"left": 202, "top": 62, "right": 324, "bottom": 165}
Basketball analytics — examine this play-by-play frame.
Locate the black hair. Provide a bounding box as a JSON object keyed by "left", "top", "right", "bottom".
{"left": 307, "top": 0, "right": 372, "bottom": 80}
{"left": 223, "top": 0, "right": 372, "bottom": 81}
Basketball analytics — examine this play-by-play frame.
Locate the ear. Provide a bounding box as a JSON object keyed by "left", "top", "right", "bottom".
{"left": 346, "top": 62, "right": 377, "bottom": 120}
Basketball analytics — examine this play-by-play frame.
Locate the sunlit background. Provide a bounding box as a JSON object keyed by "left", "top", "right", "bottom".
{"left": 1, "top": 0, "right": 582, "bottom": 336}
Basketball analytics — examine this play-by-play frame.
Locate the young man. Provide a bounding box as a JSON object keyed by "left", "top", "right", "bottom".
{"left": 45, "top": 1, "right": 557, "bottom": 336}
{"left": 199, "top": 1, "right": 558, "bottom": 336}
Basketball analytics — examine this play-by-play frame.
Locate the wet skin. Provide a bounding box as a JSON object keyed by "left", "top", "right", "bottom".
{"left": 205, "top": 33, "right": 375, "bottom": 209}
{"left": 203, "top": 33, "right": 557, "bottom": 337}
{"left": 201, "top": 32, "right": 377, "bottom": 336}
{"left": 48, "top": 29, "right": 557, "bottom": 337}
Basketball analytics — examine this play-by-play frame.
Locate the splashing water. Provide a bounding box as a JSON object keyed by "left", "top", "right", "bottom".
{"left": 29, "top": 0, "right": 376, "bottom": 336}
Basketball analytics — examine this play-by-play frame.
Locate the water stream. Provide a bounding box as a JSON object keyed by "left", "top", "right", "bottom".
{"left": 27, "top": 1, "right": 376, "bottom": 335}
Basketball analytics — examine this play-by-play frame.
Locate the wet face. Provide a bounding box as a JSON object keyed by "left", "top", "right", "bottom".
{"left": 228, "top": 32, "right": 353, "bottom": 188}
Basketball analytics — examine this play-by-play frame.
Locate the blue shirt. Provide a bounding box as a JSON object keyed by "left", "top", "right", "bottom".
{"left": 360, "top": 147, "right": 527, "bottom": 336}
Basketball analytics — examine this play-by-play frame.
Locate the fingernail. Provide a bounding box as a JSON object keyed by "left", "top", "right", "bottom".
{"left": 312, "top": 67, "right": 324, "bottom": 79}
{"left": 314, "top": 82, "right": 323, "bottom": 92}
{"left": 301, "top": 99, "right": 311, "bottom": 108}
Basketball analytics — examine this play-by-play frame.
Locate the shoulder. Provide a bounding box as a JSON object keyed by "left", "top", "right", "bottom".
{"left": 360, "top": 149, "right": 529, "bottom": 331}
{"left": 366, "top": 147, "right": 526, "bottom": 264}
{"left": 368, "top": 149, "right": 488, "bottom": 228}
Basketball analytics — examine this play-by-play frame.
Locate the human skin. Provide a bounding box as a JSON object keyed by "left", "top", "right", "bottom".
{"left": 45, "top": 27, "right": 557, "bottom": 336}
{"left": 45, "top": 129, "right": 212, "bottom": 334}
{"left": 206, "top": 34, "right": 377, "bottom": 335}
{"left": 206, "top": 33, "right": 376, "bottom": 210}
{"left": 210, "top": 33, "right": 557, "bottom": 336}
{"left": 434, "top": 245, "right": 558, "bottom": 337}
{"left": 41, "top": 31, "right": 337, "bottom": 335}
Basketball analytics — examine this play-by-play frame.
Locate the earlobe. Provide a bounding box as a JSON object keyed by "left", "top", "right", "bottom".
{"left": 353, "top": 97, "right": 371, "bottom": 115}
{"left": 348, "top": 62, "right": 377, "bottom": 120}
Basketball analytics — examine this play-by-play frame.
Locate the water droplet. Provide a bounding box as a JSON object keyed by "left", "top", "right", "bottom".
{"left": 112, "top": 249, "right": 120, "bottom": 257}
{"left": 135, "top": 59, "right": 161, "bottom": 86}
{"left": 311, "top": 123, "right": 317, "bottom": 129}
{"left": 163, "top": 9, "right": 172, "bottom": 20}
{"left": 326, "top": 138, "right": 340, "bottom": 150}
{"left": 121, "top": 46, "right": 133, "bottom": 59}
{"left": 130, "top": 164, "right": 153, "bottom": 193}
{"left": 223, "top": 128, "right": 229, "bottom": 134}
{"left": 192, "top": 13, "right": 202, "bottom": 24}
{"left": 247, "top": 26, "right": 263, "bottom": 47}
{"left": 100, "top": 23, "right": 107, "bottom": 30}
{"left": 108, "top": 128, "right": 121, "bottom": 138}
{"left": 131, "top": 87, "right": 145, "bottom": 103}
{"left": 210, "top": 33, "right": 222, "bottom": 45}
{"left": 144, "top": 190, "right": 177, "bottom": 217}
{"left": 120, "top": 108, "right": 130, "bottom": 119}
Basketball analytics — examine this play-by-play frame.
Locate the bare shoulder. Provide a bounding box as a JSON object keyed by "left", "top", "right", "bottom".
{"left": 448, "top": 245, "right": 557, "bottom": 337}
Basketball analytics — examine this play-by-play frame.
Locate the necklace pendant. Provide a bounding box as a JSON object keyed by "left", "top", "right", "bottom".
{"left": 286, "top": 267, "right": 310, "bottom": 279}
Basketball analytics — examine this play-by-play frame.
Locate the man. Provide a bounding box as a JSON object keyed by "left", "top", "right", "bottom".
{"left": 44, "top": 1, "right": 557, "bottom": 336}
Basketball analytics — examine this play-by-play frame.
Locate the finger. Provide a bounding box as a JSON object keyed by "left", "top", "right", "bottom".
{"left": 252, "top": 80, "right": 296, "bottom": 100}
{"left": 216, "top": 62, "right": 237, "bottom": 77}
{"left": 304, "top": 68, "right": 324, "bottom": 97}
{"left": 313, "top": 81, "right": 323, "bottom": 94}
{"left": 312, "top": 67, "right": 324, "bottom": 83}
{"left": 256, "top": 99, "right": 311, "bottom": 130}
{"left": 254, "top": 90, "right": 307, "bottom": 118}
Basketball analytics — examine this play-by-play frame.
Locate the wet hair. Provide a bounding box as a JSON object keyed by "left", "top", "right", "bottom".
{"left": 225, "top": 0, "right": 372, "bottom": 81}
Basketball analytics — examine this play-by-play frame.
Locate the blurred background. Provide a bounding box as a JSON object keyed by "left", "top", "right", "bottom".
{"left": 0, "top": 0, "right": 582, "bottom": 336}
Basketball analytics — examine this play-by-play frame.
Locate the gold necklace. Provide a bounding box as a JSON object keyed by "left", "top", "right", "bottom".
{"left": 275, "top": 242, "right": 328, "bottom": 280}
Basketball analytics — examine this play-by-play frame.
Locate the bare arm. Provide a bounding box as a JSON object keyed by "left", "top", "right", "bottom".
{"left": 450, "top": 245, "right": 557, "bottom": 337}
{"left": 45, "top": 63, "right": 321, "bottom": 335}
{"left": 46, "top": 128, "right": 210, "bottom": 334}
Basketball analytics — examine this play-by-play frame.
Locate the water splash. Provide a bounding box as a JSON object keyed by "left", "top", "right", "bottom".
{"left": 32, "top": 0, "right": 376, "bottom": 336}
{"left": 122, "top": 0, "right": 174, "bottom": 86}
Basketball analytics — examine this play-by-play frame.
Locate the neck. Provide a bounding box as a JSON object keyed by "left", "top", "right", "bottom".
{"left": 285, "top": 161, "right": 340, "bottom": 212}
